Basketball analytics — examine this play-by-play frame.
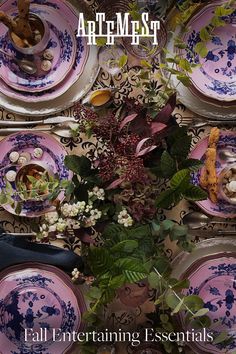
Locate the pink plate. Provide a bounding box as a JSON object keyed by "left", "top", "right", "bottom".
{"left": 0, "top": 0, "right": 88, "bottom": 101}
{"left": 0, "top": 131, "right": 73, "bottom": 218}
{"left": 0, "top": 262, "right": 86, "bottom": 354}
{"left": 180, "top": 254, "right": 236, "bottom": 353}
{"left": 180, "top": 1, "right": 236, "bottom": 102}
{"left": 190, "top": 130, "right": 236, "bottom": 218}
{"left": 0, "top": 3, "right": 77, "bottom": 92}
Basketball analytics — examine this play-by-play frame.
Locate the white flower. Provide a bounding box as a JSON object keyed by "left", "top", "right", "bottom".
{"left": 117, "top": 209, "right": 133, "bottom": 228}
{"left": 61, "top": 203, "right": 79, "bottom": 217}
{"left": 45, "top": 211, "right": 59, "bottom": 225}
{"left": 89, "top": 186, "right": 105, "bottom": 200}
{"left": 56, "top": 218, "right": 67, "bottom": 233}
{"left": 71, "top": 268, "right": 81, "bottom": 281}
{"left": 76, "top": 201, "right": 86, "bottom": 213}
{"left": 90, "top": 209, "right": 102, "bottom": 220}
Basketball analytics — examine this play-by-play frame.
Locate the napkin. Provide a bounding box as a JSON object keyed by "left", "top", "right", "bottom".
{"left": 0, "top": 230, "right": 84, "bottom": 273}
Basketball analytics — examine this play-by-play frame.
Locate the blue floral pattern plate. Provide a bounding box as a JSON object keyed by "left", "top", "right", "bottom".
{"left": 0, "top": 2, "right": 77, "bottom": 92}
{"left": 0, "top": 131, "right": 72, "bottom": 217}
{"left": 181, "top": 254, "right": 236, "bottom": 353}
{"left": 0, "top": 263, "right": 86, "bottom": 354}
{"left": 180, "top": 2, "right": 236, "bottom": 102}
{"left": 190, "top": 130, "right": 236, "bottom": 218}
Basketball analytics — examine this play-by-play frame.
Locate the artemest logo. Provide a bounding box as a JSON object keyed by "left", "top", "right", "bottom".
{"left": 77, "top": 13, "right": 160, "bottom": 45}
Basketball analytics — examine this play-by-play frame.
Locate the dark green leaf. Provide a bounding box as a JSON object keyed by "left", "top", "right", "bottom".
{"left": 160, "top": 151, "right": 177, "bottom": 178}
{"left": 111, "top": 240, "right": 139, "bottom": 253}
{"left": 155, "top": 189, "right": 182, "bottom": 209}
{"left": 170, "top": 169, "right": 190, "bottom": 191}
{"left": 64, "top": 155, "right": 91, "bottom": 177}
{"left": 148, "top": 272, "right": 161, "bottom": 289}
{"left": 180, "top": 158, "right": 203, "bottom": 171}
{"left": 183, "top": 185, "right": 208, "bottom": 201}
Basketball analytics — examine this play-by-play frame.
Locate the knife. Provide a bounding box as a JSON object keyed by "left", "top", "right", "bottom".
{"left": 0, "top": 116, "right": 76, "bottom": 127}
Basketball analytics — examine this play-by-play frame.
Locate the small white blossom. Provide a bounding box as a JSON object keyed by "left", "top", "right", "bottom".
{"left": 56, "top": 218, "right": 67, "bottom": 232}
{"left": 90, "top": 209, "right": 102, "bottom": 220}
{"left": 45, "top": 211, "right": 59, "bottom": 225}
{"left": 76, "top": 201, "right": 86, "bottom": 213}
{"left": 117, "top": 209, "right": 133, "bottom": 228}
{"left": 72, "top": 268, "right": 81, "bottom": 281}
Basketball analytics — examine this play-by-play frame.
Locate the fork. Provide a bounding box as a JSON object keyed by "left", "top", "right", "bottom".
{"left": 179, "top": 116, "right": 236, "bottom": 128}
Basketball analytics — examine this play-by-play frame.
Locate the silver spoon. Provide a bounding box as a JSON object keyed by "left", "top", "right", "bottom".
{"left": 182, "top": 211, "right": 236, "bottom": 229}
{"left": 218, "top": 148, "right": 236, "bottom": 162}
{"left": 0, "top": 48, "right": 37, "bottom": 75}
{"left": 0, "top": 122, "right": 75, "bottom": 138}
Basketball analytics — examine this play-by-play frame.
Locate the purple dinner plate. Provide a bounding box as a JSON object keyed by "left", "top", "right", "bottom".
{"left": 0, "top": 262, "right": 86, "bottom": 354}
{"left": 0, "top": 131, "right": 73, "bottom": 217}
{"left": 180, "top": 1, "right": 236, "bottom": 102}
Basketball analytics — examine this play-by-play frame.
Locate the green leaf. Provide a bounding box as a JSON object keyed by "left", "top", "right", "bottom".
{"left": 64, "top": 155, "right": 91, "bottom": 177}
{"left": 162, "top": 219, "right": 175, "bottom": 231}
{"left": 183, "top": 185, "right": 208, "bottom": 201}
{"left": 160, "top": 151, "right": 176, "bottom": 178}
{"left": 215, "top": 5, "right": 234, "bottom": 17}
{"left": 184, "top": 295, "right": 204, "bottom": 312}
{"left": 155, "top": 189, "right": 182, "bottom": 209}
{"left": 96, "top": 37, "right": 107, "bottom": 46}
{"left": 165, "top": 289, "right": 181, "bottom": 310}
{"left": 115, "top": 258, "right": 148, "bottom": 283}
{"left": 190, "top": 315, "right": 211, "bottom": 329}
{"left": 148, "top": 272, "right": 161, "bottom": 289}
{"left": 0, "top": 193, "right": 8, "bottom": 205}
{"left": 192, "top": 308, "right": 209, "bottom": 318}
{"left": 109, "top": 275, "right": 126, "bottom": 289}
{"left": 170, "top": 278, "right": 190, "bottom": 291}
{"left": 172, "top": 298, "right": 185, "bottom": 314}
{"left": 160, "top": 314, "right": 169, "bottom": 324}
{"left": 177, "top": 74, "right": 191, "bottom": 86}
{"left": 179, "top": 58, "right": 192, "bottom": 73}
{"left": 200, "top": 27, "right": 211, "bottom": 42}
{"left": 88, "top": 248, "right": 113, "bottom": 276}
{"left": 15, "top": 202, "right": 22, "bottom": 215}
{"left": 170, "top": 169, "right": 190, "bottom": 190}
{"left": 194, "top": 42, "right": 208, "bottom": 58}
{"left": 213, "top": 332, "right": 230, "bottom": 345}
{"left": 118, "top": 54, "right": 128, "bottom": 68}
{"left": 211, "top": 15, "right": 226, "bottom": 27}
{"left": 181, "top": 158, "right": 203, "bottom": 171}
{"left": 86, "top": 287, "right": 102, "bottom": 300}
{"left": 111, "top": 240, "right": 138, "bottom": 254}
{"left": 140, "top": 59, "right": 152, "bottom": 68}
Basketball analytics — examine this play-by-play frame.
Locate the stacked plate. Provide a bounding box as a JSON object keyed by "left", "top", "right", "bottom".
{"left": 0, "top": 263, "right": 86, "bottom": 354}
{"left": 165, "top": 1, "right": 236, "bottom": 120}
{"left": 172, "top": 238, "right": 236, "bottom": 354}
{"left": 0, "top": 0, "right": 99, "bottom": 117}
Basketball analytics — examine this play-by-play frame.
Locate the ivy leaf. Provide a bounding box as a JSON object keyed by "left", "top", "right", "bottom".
{"left": 64, "top": 155, "right": 91, "bottom": 177}
{"left": 183, "top": 185, "right": 208, "bottom": 201}
{"left": 194, "top": 42, "right": 208, "bottom": 58}
{"left": 170, "top": 169, "right": 190, "bottom": 191}
{"left": 160, "top": 151, "right": 177, "bottom": 178}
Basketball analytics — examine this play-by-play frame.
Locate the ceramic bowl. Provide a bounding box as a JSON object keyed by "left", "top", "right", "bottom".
{"left": 15, "top": 161, "right": 55, "bottom": 201}
{"left": 9, "top": 13, "right": 50, "bottom": 55}
{"left": 218, "top": 165, "right": 236, "bottom": 205}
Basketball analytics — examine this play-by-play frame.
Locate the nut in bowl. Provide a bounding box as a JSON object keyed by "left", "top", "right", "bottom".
{"left": 15, "top": 162, "right": 57, "bottom": 202}
{"left": 9, "top": 13, "right": 50, "bottom": 55}
{"left": 219, "top": 165, "right": 236, "bottom": 205}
